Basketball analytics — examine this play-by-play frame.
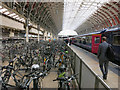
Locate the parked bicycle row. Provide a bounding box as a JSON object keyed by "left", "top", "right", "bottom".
{"left": 0, "top": 40, "right": 78, "bottom": 90}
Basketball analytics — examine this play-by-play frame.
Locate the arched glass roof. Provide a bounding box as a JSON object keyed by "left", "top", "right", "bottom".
{"left": 62, "top": 0, "right": 113, "bottom": 31}
{"left": 0, "top": 0, "right": 119, "bottom": 36}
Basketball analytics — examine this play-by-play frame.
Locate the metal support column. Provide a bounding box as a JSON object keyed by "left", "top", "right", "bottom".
{"left": 42, "top": 31, "right": 45, "bottom": 41}
{"left": 9, "top": 30, "right": 14, "bottom": 37}
{"left": 44, "top": 31, "right": 47, "bottom": 41}
{"left": 51, "top": 33, "right": 53, "bottom": 40}
{"left": 26, "top": 19, "right": 29, "bottom": 42}
{"left": 37, "top": 25, "right": 40, "bottom": 42}
{"left": 79, "top": 59, "right": 82, "bottom": 89}
{"left": 46, "top": 31, "right": 48, "bottom": 41}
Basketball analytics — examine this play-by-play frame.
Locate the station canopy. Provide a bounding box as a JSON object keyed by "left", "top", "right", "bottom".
{"left": 0, "top": 0, "right": 119, "bottom": 36}
{"left": 63, "top": 0, "right": 104, "bottom": 31}
{"left": 62, "top": 0, "right": 120, "bottom": 36}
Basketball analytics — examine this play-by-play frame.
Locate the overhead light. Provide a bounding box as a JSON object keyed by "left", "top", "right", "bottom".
{"left": 8, "top": 13, "right": 16, "bottom": 17}
{"left": 0, "top": 8, "right": 7, "bottom": 13}
{"left": 4, "top": 11, "right": 9, "bottom": 15}
{"left": 16, "top": 17, "right": 20, "bottom": 20}
{"left": 19, "top": 18, "right": 23, "bottom": 21}
{"left": 84, "top": 2, "right": 92, "bottom": 5}
{"left": 13, "top": 15, "right": 18, "bottom": 18}
{"left": 19, "top": 18, "right": 24, "bottom": 20}
{"left": 0, "top": 6, "right": 2, "bottom": 9}
{"left": 22, "top": 19, "right": 25, "bottom": 22}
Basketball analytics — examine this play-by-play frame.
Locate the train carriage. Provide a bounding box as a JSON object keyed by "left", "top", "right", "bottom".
{"left": 72, "top": 26, "right": 120, "bottom": 65}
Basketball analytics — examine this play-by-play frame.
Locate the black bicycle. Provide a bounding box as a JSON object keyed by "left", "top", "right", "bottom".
{"left": 53, "top": 73, "right": 79, "bottom": 90}
{"left": 1, "top": 64, "right": 25, "bottom": 90}
{"left": 19, "top": 67, "right": 51, "bottom": 90}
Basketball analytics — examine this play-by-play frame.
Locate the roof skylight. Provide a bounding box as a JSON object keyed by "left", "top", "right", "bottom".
{"left": 62, "top": 0, "right": 111, "bottom": 31}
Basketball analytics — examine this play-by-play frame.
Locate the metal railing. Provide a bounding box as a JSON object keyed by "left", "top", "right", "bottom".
{"left": 67, "top": 45, "right": 111, "bottom": 90}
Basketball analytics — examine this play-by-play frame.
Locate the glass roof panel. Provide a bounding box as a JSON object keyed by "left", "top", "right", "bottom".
{"left": 62, "top": 0, "right": 111, "bottom": 31}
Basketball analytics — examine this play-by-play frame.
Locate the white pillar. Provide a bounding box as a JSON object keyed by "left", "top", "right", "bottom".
{"left": 0, "top": 26, "right": 2, "bottom": 50}
{"left": 43, "top": 31, "right": 45, "bottom": 41}
{"left": 26, "top": 19, "right": 29, "bottom": 42}
{"left": 37, "top": 25, "right": 40, "bottom": 42}
{"left": 9, "top": 31, "right": 14, "bottom": 37}
{"left": 44, "top": 31, "right": 48, "bottom": 41}
{"left": 46, "top": 32, "right": 48, "bottom": 41}
{"left": 38, "top": 31, "right": 39, "bottom": 42}
{"left": 50, "top": 33, "right": 53, "bottom": 40}
{"left": 26, "top": 26, "right": 29, "bottom": 42}
{"left": 17, "top": 32, "right": 19, "bottom": 38}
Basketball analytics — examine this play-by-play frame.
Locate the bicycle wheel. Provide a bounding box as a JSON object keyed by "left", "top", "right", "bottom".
{"left": 38, "top": 77, "right": 43, "bottom": 89}
{"left": 2, "top": 74, "right": 10, "bottom": 84}
{"left": 12, "top": 69, "right": 25, "bottom": 86}
{"left": 58, "top": 81, "right": 64, "bottom": 90}
{"left": 20, "top": 76, "right": 31, "bottom": 89}
{"left": 14, "top": 60, "right": 21, "bottom": 70}
{"left": 63, "top": 83, "right": 70, "bottom": 90}
{"left": 2, "top": 69, "right": 12, "bottom": 84}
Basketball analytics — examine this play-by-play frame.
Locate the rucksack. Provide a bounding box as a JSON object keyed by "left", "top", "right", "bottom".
{"left": 105, "top": 44, "right": 115, "bottom": 61}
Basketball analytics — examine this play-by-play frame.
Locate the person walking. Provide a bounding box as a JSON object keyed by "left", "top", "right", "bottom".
{"left": 64, "top": 39, "right": 68, "bottom": 44}
{"left": 69, "top": 39, "right": 72, "bottom": 46}
{"left": 97, "top": 36, "right": 109, "bottom": 80}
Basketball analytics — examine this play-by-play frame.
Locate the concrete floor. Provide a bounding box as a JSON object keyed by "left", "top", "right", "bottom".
{"left": 42, "top": 68, "right": 58, "bottom": 88}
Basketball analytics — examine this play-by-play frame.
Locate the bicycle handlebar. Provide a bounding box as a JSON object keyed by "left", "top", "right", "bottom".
{"left": 53, "top": 77, "right": 66, "bottom": 81}
{"left": 25, "top": 69, "right": 50, "bottom": 87}
{"left": 9, "top": 57, "right": 18, "bottom": 63}
{"left": 53, "top": 73, "right": 79, "bottom": 82}
{"left": 73, "top": 73, "right": 79, "bottom": 77}
{"left": 66, "top": 73, "right": 79, "bottom": 82}
{"left": 2, "top": 65, "right": 14, "bottom": 70}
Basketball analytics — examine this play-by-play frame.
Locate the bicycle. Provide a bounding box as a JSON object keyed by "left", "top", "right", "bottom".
{"left": 1, "top": 63, "right": 25, "bottom": 90}
{"left": 20, "top": 65, "right": 51, "bottom": 90}
{"left": 53, "top": 73, "right": 79, "bottom": 90}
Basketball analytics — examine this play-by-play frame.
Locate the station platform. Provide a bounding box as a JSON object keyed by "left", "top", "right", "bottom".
{"left": 69, "top": 44, "right": 120, "bottom": 89}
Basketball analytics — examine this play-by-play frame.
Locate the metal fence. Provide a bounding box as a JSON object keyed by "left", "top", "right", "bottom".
{"left": 67, "top": 45, "right": 111, "bottom": 90}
